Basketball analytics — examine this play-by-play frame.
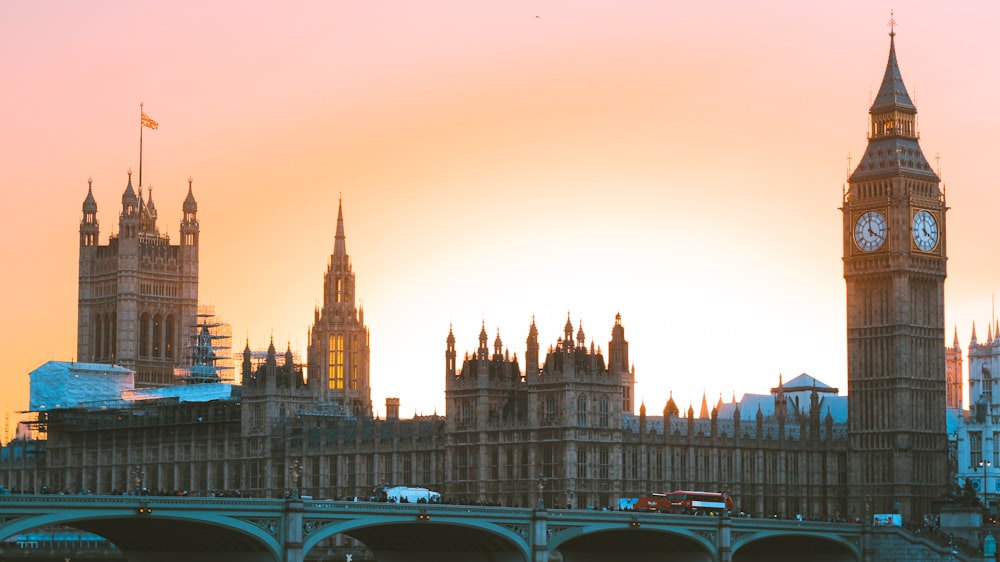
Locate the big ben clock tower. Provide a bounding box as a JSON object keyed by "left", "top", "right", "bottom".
{"left": 843, "top": 27, "right": 948, "bottom": 519}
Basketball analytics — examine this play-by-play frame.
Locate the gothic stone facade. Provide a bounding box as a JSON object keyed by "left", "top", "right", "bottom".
{"left": 77, "top": 174, "right": 200, "bottom": 386}
{"left": 1, "top": 313, "right": 850, "bottom": 518}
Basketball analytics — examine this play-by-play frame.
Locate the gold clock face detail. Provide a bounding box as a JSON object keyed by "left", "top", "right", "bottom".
{"left": 912, "top": 209, "right": 939, "bottom": 252}
{"left": 854, "top": 210, "right": 888, "bottom": 252}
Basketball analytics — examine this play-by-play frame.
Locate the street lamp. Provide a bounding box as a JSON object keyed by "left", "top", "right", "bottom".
{"left": 130, "top": 465, "right": 144, "bottom": 496}
{"left": 981, "top": 460, "right": 992, "bottom": 513}
{"left": 289, "top": 459, "right": 303, "bottom": 500}
{"left": 536, "top": 476, "right": 546, "bottom": 510}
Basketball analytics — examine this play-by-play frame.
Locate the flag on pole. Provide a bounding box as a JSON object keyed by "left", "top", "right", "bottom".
{"left": 141, "top": 112, "right": 158, "bottom": 130}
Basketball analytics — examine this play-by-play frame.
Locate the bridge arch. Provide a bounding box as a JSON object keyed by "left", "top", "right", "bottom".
{"left": 732, "top": 531, "right": 860, "bottom": 562}
{"left": 548, "top": 523, "right": 716, "bottom": 562}
{"left": 0, "top": 509, "right": 282, "bottom": 562}
{"left": 303, "top": 514, "right": 531, "bottom": 562}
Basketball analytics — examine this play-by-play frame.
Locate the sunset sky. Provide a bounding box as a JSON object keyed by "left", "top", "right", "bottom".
{"left": 3, "top": 1, "right": 1000, "bottom": 439}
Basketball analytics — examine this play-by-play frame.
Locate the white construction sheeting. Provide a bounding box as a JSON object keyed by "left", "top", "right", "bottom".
{"left": 29, "top": 361, "right": 134, "bottom": 411}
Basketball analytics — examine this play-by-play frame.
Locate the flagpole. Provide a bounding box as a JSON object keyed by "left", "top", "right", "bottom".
{"left": 139, "top": 103, "right": 144, "bottom": 188}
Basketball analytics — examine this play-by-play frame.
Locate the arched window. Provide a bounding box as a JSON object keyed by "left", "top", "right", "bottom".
{"left": 139, "top": 312, "right": 150, "bottom": 357}
{"left": 152, "top": 314, "right": 163, "bottom": 358}
{"left": 104, "top": 313, "right": 114, "bottom": 359}
{"left": 94, "top": 315, "right": 103, "bottom": 361}
{"left": 165, "top": 315, "right": 175, "bottom": 359}
{"left": 577, "top": 395, "right": 588, "bottom": 426}
{"left": 599, "top": 395, "right": 609, "bottom": 428}
{"left": 110, "top": 315, "right": 117, "bottom": 359}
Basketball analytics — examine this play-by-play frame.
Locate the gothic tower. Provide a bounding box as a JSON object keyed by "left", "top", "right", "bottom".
{"left": 308, "top": 199, "right": 372, "bottom": 417}
{"left": 77, "top": 173, "right": 200, "bottom": 386}
{"left": 945, "top": 327, "right": 963, "bottom": 410}
{"left": 843, "top": 29, "right": 948, "bottom": 518}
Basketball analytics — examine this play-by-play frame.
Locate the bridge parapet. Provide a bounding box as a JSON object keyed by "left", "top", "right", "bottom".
{"left": 8, "top": 496, "right": 964, "bottom": 562}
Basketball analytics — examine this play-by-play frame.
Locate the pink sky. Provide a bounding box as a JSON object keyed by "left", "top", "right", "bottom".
{"left": 2, "top": 1, "right": 999, "bottom": 438}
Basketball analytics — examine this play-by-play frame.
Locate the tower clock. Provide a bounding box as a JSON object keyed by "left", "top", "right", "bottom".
{"left": 842, "top": 30, "right": 948, "bottom": 519}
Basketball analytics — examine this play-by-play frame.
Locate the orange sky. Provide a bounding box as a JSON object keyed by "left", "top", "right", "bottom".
{"left": 2, "top": 2, "right": 999, "bottom": 439}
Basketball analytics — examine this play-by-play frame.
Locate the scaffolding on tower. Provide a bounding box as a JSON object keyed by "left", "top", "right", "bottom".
{"left": 175, "top": 305, "right": 234, "bottom": 384}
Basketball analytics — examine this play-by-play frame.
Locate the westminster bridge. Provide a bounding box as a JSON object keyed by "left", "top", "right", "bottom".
{"left": 0, "top": 495, "right": 969, "bottom": 562}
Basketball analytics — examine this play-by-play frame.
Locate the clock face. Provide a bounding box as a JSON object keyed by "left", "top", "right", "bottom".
{"left": 854, "top": 210, "right": 888, "bottom": 252}
{"left": 912, "top": 210, "right": 939, "bottom": 252}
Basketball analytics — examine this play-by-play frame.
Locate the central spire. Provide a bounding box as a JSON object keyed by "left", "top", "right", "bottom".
{"left": 334, "top": 196, "right": 347, "bottom": 258}
{"left": 871, "top": 30, "right": 915, "bottom": 112}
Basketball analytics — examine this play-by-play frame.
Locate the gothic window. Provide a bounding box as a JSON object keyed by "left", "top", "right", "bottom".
{"left": 455, "top": 448, "right": 470, "bottom": 481}
{"left": 576, "top": 447, "right": 587, "bottom": 479}
{"left": 971, "top": 432, "right": 983, "bottom": 468}
{"left": 994, "top": 432, "right": 1000, "bottom": 468}
{"left": 109, "top": 314, "right": 116, "bottom": 359}
{"left": 139, "top": 312, "right": 150, "bottom": 357}
{"left": 250, "top": 405, "right": 263, "bottom": 430}
{"left": 362, "top": 455, "right": 375, "bottom": 490}
{"left": 786, "top": 455, "right": 798, "bottom": 486}
{"left": 720, "top": 451, "right": 733, "bottom": 483}
{"left": 599, "top": 447, "right": 610, "bottom": 479}
{"left": 460, "top": 400, "right": 474, "bottom": 426}
{"left": 983, "top": 364, "right": 994, "bottom": 406}
{"left": 329, "top": 335, "right": 344, "bottom": 389}
{"left": 544, "top": 395, "right": 557, "bottom": 424}
{"left": 599, "top": 396, "right": 609, "bottom": 428}
{"left": 349, "top": 335, "right": 359, "bottom": 390}
{"left": 577, "top": 395, "right": 587, "bottom": 426}
{"left": 542, "top": 445, "right": 556, "bottom": 478}
{"left": 95, "top": 315, "right": 103, "bottom": 361}
{"left": 152, "top": 313, "right": 162, "bottom": 358}
{"left": 164, "top": 315, "right": 175, "bottom": 359}
{"left": 336, "top": 278, "right": 343, "bottom": 303}
{"left": 383, "top": 453, "right": 394, "bottom": 485}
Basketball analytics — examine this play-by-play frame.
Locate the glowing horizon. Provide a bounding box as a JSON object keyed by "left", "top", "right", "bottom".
{"left": 3, "top": 2, "right": 1000, "bottom": 438}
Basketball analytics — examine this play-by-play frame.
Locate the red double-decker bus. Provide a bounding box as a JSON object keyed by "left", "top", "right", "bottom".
{"left": 634, "top": 490, "right": 733, "bottom": 515}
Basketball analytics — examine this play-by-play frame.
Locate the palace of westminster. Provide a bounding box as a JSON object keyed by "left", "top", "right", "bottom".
{"left": 2, "top": 31, "right": 994, "bottom": 523}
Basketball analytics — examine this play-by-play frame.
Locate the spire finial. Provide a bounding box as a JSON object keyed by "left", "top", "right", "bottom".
{"left": 888, "top": 10, "right": 896, "bottom": 37}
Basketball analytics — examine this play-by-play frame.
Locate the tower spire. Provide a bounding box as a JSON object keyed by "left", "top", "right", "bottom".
{"left": 872, "top": 25, "right": 914, "bottom": 113}
{"left": 334, "top": 196, "right": 347, "bottom": 258}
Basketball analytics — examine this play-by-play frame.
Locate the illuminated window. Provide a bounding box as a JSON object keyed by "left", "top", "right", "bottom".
{"left": 329, "top": 334, "right": 344, "bottom": 389}
{"left": 335, "top": 278, "right": 343, "bottom": 303}
{"left": 349, "top": 336, "right": 358, "bottom": 390}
